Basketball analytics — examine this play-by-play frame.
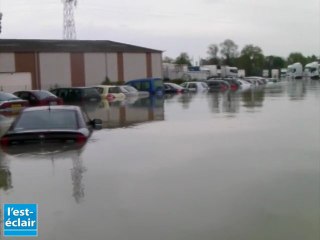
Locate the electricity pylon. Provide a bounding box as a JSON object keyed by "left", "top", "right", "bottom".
{"left": 62, "top": 0, "right": 77, "bottom": 40}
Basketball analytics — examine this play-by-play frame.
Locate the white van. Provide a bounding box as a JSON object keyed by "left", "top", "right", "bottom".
{"left": 286, "top": 63, "right": 303, "bottom": 79}
{"left": 304, "top": 62, "right": 320, "bottom": 79}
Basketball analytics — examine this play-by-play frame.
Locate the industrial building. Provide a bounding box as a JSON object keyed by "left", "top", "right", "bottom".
{"left": 0, "top": 39, "right": 163, "bottom": 90}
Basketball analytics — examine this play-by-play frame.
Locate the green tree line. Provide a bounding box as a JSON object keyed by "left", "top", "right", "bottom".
{"left": 163, "top": 39, "right": 318, "bottom": 76}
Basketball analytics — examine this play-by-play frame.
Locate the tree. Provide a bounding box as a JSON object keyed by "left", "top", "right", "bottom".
{"left": 220, "top": 39, "right": 238, "bottom": 66}
{"left": 206, "top": 44, "right": 220, "bottom": 64}
{"left": 237, "top": 44, "right": 264, "bottom": 76}
{"left": 264, "top": 55, "right": 286, "bottom": 76}
{"left": 163, "top": 56, "right": 174, "bottom": 63}
{"left": 305, "top": 55, "right": 318, "bottom": 63}
{"left": 175, "top": 52, "right": 192, "bottom": 66}
{"left": 287, "top": 52, "right": 306, "bottom": 66}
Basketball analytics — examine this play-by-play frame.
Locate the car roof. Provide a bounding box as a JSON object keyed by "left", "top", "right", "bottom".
{"left": 126, "top": 78, "right": 161, "bottom": 83}
{"left": 94, "top": 85, "right": 118, "bottom": 88}
{"left": 15, "top": 90, "right": 50, "bottom": 92}
{"left": 52, "top": 87, "right": 95, "bottom": 90}
{"left": 22, "top": 105, "right": 81, "bottom": 112}
{"left": 185, "top": 81, "right": 202, "bottom": 84}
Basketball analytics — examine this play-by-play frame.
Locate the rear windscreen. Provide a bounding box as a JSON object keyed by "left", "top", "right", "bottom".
{"left": 14, "top": 110, "right": 78, "bottom": 130}
{"left": 33, "top": 91, "right": 57, "bottom": 100}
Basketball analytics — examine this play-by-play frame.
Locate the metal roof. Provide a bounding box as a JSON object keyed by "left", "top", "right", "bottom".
{"left": 0, "top": 39, "right": 162, "bottom": 53}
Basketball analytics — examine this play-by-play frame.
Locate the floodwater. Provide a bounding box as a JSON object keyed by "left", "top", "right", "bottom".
{"left": 0, "top": 80, "right": 319, "bottom": 240}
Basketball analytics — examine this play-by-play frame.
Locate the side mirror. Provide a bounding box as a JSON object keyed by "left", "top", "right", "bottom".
{"left": 90, "top": 119, "right": 103, "bottom": 130}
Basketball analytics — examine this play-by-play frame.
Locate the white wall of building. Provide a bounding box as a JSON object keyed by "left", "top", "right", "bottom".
{"left": 0, "top": 53, "right": 15, "bottom": 72}
{"left": 0, "top": 73, "right": 32, "bottom": 92}
{"left": 84, "top": 53, "right": 107, "bottom": 86}
{"left": 151, "top": 53, "right": 162, "bottom": 78}
{"left": 106, "top": 53, "right": 118, "bottom": 83}
{"left": 39, "top": 53, "right": 71, "bottom": 89}
{"left": 123, "top": 53, "right": 146, "bottom": 81}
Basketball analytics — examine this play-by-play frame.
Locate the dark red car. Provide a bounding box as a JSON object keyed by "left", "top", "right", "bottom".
{"left": 13, "top": 90, "right": 63, "bottom": 106}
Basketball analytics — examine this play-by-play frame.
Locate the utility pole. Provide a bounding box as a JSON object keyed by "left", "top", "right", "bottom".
{"left": 62, "top": 0, "right": 77, "bottom": 40}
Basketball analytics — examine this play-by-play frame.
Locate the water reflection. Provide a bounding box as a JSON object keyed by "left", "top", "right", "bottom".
{"left": 88, "top": 96, "right": 165, "bottom": 128}
{"left": 1, "top": 145, "right": 86, "bottom": 203}
{"left": 241, "top": 89, "right": 265, "bottom": 108}
{"left": 0, "top": 80, "right": 319, "bottom": 240}
{"left": 287, "top": 80, "right": 306, "bottom": 100}
{"left": 0, "top": 151, "right": 12, "bottom": 191}
{"left": 0, "top": 113, "right": 15, "bottom": 137}
{"left": 207, "top": 91, "right": 241, "bottom": 114}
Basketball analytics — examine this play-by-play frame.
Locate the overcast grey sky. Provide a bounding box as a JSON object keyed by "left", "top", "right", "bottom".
{"left": 0, "top": 0, "right": 319, "bottom": 60}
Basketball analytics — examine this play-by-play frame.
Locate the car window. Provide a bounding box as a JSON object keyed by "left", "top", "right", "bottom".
{"left": 94, "top": 87, "right": 104, "bottom": 94}
{"left": 15, "top": 92, "right": 29, "bottom": 100}
{"left": 33, "top": 91, "right": 57, "bottom": 100}
{"left": 164, "top": 84, "right": 172, "bottom": 90}
{"left": 109, "top": 87, "right": 121, "bottom": 94}
{"left": 123, "top": 86, "right": 137, "bottom": 93}
{"left": 140, "top": 81, "right": 150, "bottom": 91}
{"left": 154, "top": 79, "right": 163, "bottom": 88}
{"left": 84, "top": 88, "right": 99, "bottom": 96}
{"left": 0, "top": 92, "right": 21, "bottom": 101}
{"left": 52, "top": 89, "right": 66, "bottom": 98}
{"left": 14, "top": 110, "right": 78, "bottom": 130}
{"left": 189, "top": 83, "right": 197, "bottom": 89}
{"left": 130, "top": 82, "right": 141, "bottom": 90}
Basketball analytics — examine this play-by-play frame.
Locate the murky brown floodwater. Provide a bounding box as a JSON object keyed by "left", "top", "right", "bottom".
{"left": 0, "top": 80, "right": 319, "bottom": 240}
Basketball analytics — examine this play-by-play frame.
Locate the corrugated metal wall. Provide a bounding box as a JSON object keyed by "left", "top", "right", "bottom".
{"left": 0, "top": 52, "right": 162, "bottom": 90}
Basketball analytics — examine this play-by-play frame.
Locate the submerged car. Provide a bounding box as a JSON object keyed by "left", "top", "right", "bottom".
{"left": 237, "top": 79, "right": 252, "bottom": 90}
{"left": 221, "top": 79, "right": 241, "bottom": 91}
{"left": 119, "top": 85, "right": 150, "bottom": 98}
{"left": 93, "top": 85, "right": 126, "bottom": 101}
{"left": 13, "top": 90, "right": 63, "bottom": 106}
{"left": 125, "top": 78, "right": 164, "bottom": 95}
{"left": 180, "top": 81, "right": 209, "bottom": 92}
{"left": 206, "top": 80, "right": 230, "bottom": 91}
{"left": 51, "top": 87, "right": 101, "bottom": 104}
{"left": 0, "top": 105, "right": 102, "bottom": 146}
{"left": 164, "top": 82, "right": 186, "bottom": 94}
{"left": 0, "top": 92, "right": 29, "bottom": 113}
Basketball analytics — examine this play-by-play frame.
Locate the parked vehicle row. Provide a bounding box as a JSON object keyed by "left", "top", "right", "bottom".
{"left": 163, "top": 76, "right": 277, "bottom": 95}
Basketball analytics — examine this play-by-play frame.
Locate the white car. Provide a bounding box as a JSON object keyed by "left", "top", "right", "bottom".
{"left": 180, "top": 81, "right": 209, "bottom": 92}
{"left": 237, "top": 79, "right": 252, "bottom": 90}
{"left": 119, "top": 85, "right": 149, "bottom": 98}
{"left": 93, "top": 85, "right": 126, "bottom": 101}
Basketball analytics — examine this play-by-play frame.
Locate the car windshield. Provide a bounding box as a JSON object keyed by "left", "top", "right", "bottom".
{"left": 154, "top": 79, "right": 163, "bottom": 88}
{"left": 0, "top": 92, "right": 21, "bottom": 101}
{"left": 14, "top": 110, "right": 78, "bottom": 130}
{"left": 201, "top": 82, "right": 208, "bottom": 88}
{"left": 84, "top": 88, "right": 99, "bottom": 96}
{"left": 167, "top": 83, "right": 184, "bottom": 89}
{"left": 33, "top": 91, "right": 57, "bottom": 100}
{"left": 94, "top": 87, "right": 103, "bottom": 94}
{"left": 123, "top": 86, "right": 138, "bottom": 93}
